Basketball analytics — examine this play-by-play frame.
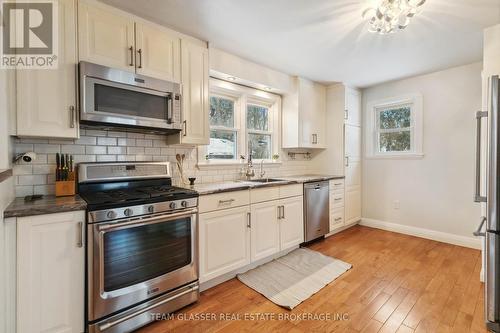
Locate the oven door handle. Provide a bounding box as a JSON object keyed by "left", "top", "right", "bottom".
{"left": 98, "top": 209, "right": 197, "bottom": 232}
{"left": 98, "top": 284, "right": 199, "bottom": 332}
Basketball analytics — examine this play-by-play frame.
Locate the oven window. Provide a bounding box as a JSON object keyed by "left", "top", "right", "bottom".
{"left": 94, "top": 83, "right": 168, "bottom": 120}
{"left": 103, "top": 217, "right": 192, "bottom": 292}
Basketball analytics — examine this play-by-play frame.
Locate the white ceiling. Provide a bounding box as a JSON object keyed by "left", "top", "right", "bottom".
{"left": 101, "top": 0, "right": 500, "bottom": 88}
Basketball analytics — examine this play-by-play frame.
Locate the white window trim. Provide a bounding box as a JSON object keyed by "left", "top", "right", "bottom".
{"left": 198, "top": 78, "right": 282, "bottom": 166}
{"left": 365, "top": 93, "right": 424, "bottom": 159}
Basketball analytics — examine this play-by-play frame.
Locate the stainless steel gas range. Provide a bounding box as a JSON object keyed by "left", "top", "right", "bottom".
{"left": 78, "top": 162, "right": 199, "bottom": 333}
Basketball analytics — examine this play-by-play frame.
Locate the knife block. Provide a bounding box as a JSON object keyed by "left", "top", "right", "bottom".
{"left": 55, "top": 180, "right": 76, "bottom": 197}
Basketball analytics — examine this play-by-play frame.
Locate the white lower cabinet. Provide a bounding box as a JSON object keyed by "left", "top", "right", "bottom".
{"left": 279, "top": 196, "right": 304, "bottom": 250}
{"left": 199, "top": 187, "right": 305, "bottom": 284}
{"left": 199, "top": 206, "right": 251, "bottom": 283}
{"left": 17, "top": 211, "right": 85, "bottom": 333}
{"left": 328, "top": 179, "right": 346, "bottom": 234}
{"left": 250, "top": 201, "right": 280, "bottom": 262}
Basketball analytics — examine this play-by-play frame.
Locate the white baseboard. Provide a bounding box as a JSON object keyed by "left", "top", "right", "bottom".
{"left": 360, "top": 218, "right": 481, "bottom": 250}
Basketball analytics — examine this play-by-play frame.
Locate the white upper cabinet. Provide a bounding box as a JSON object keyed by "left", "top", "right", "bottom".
{"left": 484, "top": 24, "right": 500, "bottom": 77}
{"left": 78, "top": 0, "right": 135, "bottom": 71}
{"left": 16, "top": 0, "right": 79, "bottom": 139}
{"left": 283, "top": 77, "right": 326, "bottom": 148}
{"left": 17, "top": 211, "right": 85, "bottom": 333}
{"left": 345, "top": 87, "right": 362, "bottom": 127}
{"left": 78, "top": 0, "right": 181, "bottom": 82}
{"left": 168, "top": 38, "right": 210, "bottom": 145}
{"left": 135, "top": 23, "right": 181, "bottom": 82}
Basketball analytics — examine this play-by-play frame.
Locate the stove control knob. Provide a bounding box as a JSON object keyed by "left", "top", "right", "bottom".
{"left": 147, "top": 205, "right": 154, "bottom": 213}
{"left": 181, "top": 201, "right": 188, "bottom": 208}
{"left": 124, "top": 208, "right": 133, "bottom": 217}
{"left": 106, "top": 211, "right": 117, "bottom": 219}
{"left": 169, "top": 202, "right": 177, "bottom": 209}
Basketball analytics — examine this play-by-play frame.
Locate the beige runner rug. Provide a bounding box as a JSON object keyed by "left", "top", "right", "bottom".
{"left": 237, "top": 248, "right": 352, "bottom": 309}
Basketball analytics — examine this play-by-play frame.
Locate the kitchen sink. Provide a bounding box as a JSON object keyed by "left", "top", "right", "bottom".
{"left": 246, "top": 178, "right": 284, "bottom": 183}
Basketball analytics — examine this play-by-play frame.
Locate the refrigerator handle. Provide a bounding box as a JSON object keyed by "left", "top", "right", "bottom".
{"left": 475, "top": 111, "right": 488, "bottom": 203}
{"left": 473, "top": 216, "right": 487, "bottom": 237}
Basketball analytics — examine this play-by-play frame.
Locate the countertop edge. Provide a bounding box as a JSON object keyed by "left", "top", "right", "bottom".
{"left": 0, "top": 169, "right": 13, "bottom": 184}
{"left": 4, "top": 195, "right": 87, "bottom": 219}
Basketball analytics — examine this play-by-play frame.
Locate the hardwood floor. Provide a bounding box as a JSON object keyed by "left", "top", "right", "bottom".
{"left": 139, "top": 225, "right": 488, "bottom": 333}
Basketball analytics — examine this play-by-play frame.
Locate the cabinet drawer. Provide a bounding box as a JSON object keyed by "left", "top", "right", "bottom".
{"left": 330, "top": 208, "right": 344, "bottom": 230}
{"left": 330, "top": 189, "right": 344, "bottom": 208}
{"left": 199, "top": 190, "right": 250, "bottom": 213}
{"left": 250, "top": 187, "right": 280, "bottom": 204}
{"left": 279, "top": 184, "right": 303, "bottom": 198}
{"left": 330, "top": 179, "right": 345, "bottom": 191}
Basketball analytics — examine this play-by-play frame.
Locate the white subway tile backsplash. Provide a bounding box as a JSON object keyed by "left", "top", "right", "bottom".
{"left": 97, "top": 137, "right": 117, "bottom": 146}
{"left": 13, "top": 128, "right": 317, "bottom": 197}
{"left": 85, "top": 129, "right": 107, "bottom": 136}
{"left": 75, "top": 136, "right": 97, "bottom": 145}
{"left": 127, "top": 146, "right": 145, "bottom": 155}
{"left": 17, "top": 174, "right": 47, "bottom": 186}
{"left": 86, "top": 146, "right": 107, "bottom": 155}
{"left": 97, "top": 155, "right": 117, "bottom": 162}
{"left": 107, "top": 146, "right": 126, "bottom": 155}
{"left": 118, "top": 138, "right": 136, "bottom": 146}
{"left": 34, "top": 144, "right": 60, "bottom": 154}
{"left": 61, "top": 145, "right": 85, "bottom": 154}
{"left": 136, "top": 139, "right": 153, "bottom": 147}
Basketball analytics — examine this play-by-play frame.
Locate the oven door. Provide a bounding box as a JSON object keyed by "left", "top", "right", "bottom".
{"left": 88, "top": 209, "right": 198, "bottom": 321}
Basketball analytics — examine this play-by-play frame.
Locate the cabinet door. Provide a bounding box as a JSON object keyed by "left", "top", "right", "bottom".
{"left": 17, "top": 211, "right": 85, "bottom": 333}
{"left": 280, "top": 196, "right": 304, "bottom": 250}
{"left": 16, "top": 0, "right": 78, "bottom": 138}
{"left": 250, "top": 201, "right": 280, "bottom": 261}
{"left": 180, "top": 39, "right": 209, "bottom": 144}
{"left": 345, "top": 88, "right": 361, "bottom": 127}
{"left": 78, "top": 1, "right": 135, "bottom": 71}
{"left": 345, "top": 189, "right": 361, "bottom": 225}
{"left": 345, "top": 125, "right": 361, "bottom": 163}
{"left": 135, "top": 23, "right": 181, "bottom": 82}
{"left": 298, "top": 78, "right": 315, "bottom": 147}
{"left": 199, "top": 207, "right": 251, "bottom": 282}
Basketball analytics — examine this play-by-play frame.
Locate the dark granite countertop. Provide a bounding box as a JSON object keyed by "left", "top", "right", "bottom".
{"left": 184, "top": 174, "right": 345, "bottom": 195}
{"left": 0, "top": 169, "right": 13, "bottom": 184}
{"left": 4, "top": 195, "right": 87, "bottom": 218}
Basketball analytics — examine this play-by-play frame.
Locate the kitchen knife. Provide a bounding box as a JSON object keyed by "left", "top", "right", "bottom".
{"left": 61, "top": 154, "right": 66, "bottom": 181}
{"left": 56, "top": 153, "right": 60, "bottom": 181}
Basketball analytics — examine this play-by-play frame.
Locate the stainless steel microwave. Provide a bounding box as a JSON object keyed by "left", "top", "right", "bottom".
{"left": 79, "top": 61, "right": 182, "bottom": 134}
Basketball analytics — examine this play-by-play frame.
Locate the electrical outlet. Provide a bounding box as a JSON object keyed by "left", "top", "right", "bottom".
{"left": 393, "top": 200, "right": 400, "bottom": 210}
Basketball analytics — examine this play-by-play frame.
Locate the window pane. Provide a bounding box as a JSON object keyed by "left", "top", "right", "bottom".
{"left": 249, "top": 134, "right": 271, "bottom": 159}
{"left": 210, "top": 97, "right": 234, "bottom": 127}
{"left": 247, "top": 104, "right": 269, "bottom": 131}
{"left": 379, "top": 107, "right": 411, "bottom": 129}
{"left": 379, "top": 131, "right": 411, "bottom": 152}
{"left": 208, "top": 130, "right": 237, "bottom": 159}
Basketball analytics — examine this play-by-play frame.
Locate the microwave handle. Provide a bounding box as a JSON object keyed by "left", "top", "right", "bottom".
{"left": 167, "top": 94, "right": 173, "bottom": 124}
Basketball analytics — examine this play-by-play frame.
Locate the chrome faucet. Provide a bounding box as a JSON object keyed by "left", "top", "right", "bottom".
{"left": 244, "top": 153, "right": 255, "bottom": 180}
{"left": 259, "top": 160, "right": 266, "bottom": 179}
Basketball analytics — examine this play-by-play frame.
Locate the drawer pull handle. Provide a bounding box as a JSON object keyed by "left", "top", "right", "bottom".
{"left": 334, "top": 198, "right": 342, "bottom": 201}
{"left": 334, "top": 183, "right": 342, "bottom": 186}
{"left": 219, "top": 199, "right": 235, "bottom": 204}
{"left": 334, "top": 217, "right": 342, "bottom": 222}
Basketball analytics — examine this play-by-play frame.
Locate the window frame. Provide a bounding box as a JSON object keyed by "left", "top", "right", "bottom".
{"left": 366, "top": 94, "right": 423, "bottom": 159}
{"left": 198, "top": 78, "right": 281, "bottom": 166}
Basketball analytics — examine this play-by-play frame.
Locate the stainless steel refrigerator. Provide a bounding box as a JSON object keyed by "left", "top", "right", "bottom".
{"left": 475, "top": 75, "right": 500, "bottom": 332}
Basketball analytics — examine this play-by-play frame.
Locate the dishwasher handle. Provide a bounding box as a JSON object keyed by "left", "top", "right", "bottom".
{"left": 304, "top": 181, "right": 330, "bottom": 190}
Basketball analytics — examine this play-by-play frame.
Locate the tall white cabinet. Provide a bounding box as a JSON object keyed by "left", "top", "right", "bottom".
{"left": 282, "top": 77, "right": 327, "bottom": 148}
{"left": 16, "top": 0, "right": 79, "bottom": 139}
{"left": 323, "top": 84, "right": 362, "bottom": 232}
{"left": 16, "top": 211, "right": 85, "bottom": 333}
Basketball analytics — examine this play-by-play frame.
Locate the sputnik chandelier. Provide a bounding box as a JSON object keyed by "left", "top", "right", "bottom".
{"left": 362, "top": 0, "right": 426, "bottom": 34}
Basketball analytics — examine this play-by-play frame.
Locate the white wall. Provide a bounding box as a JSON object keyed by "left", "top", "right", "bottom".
{"left": 362, "top": 62, "right": 482, "bottom": 245}
{"left": 0, "top": 69, "right": 15, "bottom": 333}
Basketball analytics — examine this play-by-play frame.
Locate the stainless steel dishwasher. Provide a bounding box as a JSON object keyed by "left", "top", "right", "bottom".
{"left": 304, "top": 181, "right": 330, "bottom": 242}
